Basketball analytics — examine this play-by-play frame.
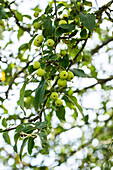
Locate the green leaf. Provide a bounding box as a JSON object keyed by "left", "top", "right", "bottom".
{"left": 19, "top": 137, "right": 28, "bottom": 160}
{"left": 79, "top": 12, "right": 96, "bottom": 32}
{"left": 69, "top": 96, "right": 84, "bottom": 119}
{"left": 84, "top": 115, "right": 89, "bottom": 124}
{"left": 59, "top": 55, "right": 69, "bottom": 69}
{"left": 15, "top": 10, "right": 23, "bottom": 21}
{"left": 38, "top": 132, "right": 49, "bottom": 154}
{"left": 56, "top": 105, "right": 65, "bottom": 121}
{"left": 28, "top": 34, "right": 38, "bottom": 51}
{"left": 32, "top": 5, "right": 42, "bottom": 12}
{"left": 16, "top": 125, "right": 24, "bottom": 133}
{"left": 18, "top": 43, "right": 28, "bottom": 51}
{"left": 3, "top": 132, "right": 11, "bottom": 145}
{"left": 0, "top": 105, "right": 8, "bottom": 114}
{"left": 35, "top": 121, "right": 47, "bottom": 129}
{"left": 3, "top": 40, "right": 13, "bottom": 49}
{"left": 28, "top": 65, "right": 35, "bottom": 74}
{"left": 22, "top": 125, "right": 35, "bottom": 134}
{"left": 56, "top": 3, "right": 64, "bottom": 10}
{"left": 45, "top": 4, "right": 53, "bottom": 14}
{"left": 43, "top": 16, "right": 53, "bottom": 38}
{"left": 71, "top": 68, "right": 87, "bottom": 77}
{"left": 0, "top": 7, "right": 8, "bottom": 19}
{"left": 56, "top": 24, "right": 75, "bottom": 38}
{"left": 14, "top": 133, "right": 20, "bottom": 153}
{"left": 69, "top": 29, "right": 78, "bottom": 38}
{"left": 33, "top": 79, "right": 46, "bottom": 110}
{"left": 80, "top": 28, "right": 87, "bottom": 37}
{"left": 20, "top": 80, "right": 28, "bottom": 115}
{"left": 17, "top": 28, "right": 24, "bottom": 40}
{"left": 58, "top": 24, "right": 74, "bottom": 30}
{"left": 23, "top": 15, "right": 32, "bottom": 20}
{"left": 28, "top": 137, "right": 34, "bottom": 155}
{"left": 24, "top": 90, "right": 32, "bottom": 97}
{"left": 84, "top": 1, "right": 92, "bottom": 7}
{"left": 2, "top": 118, "right": 7, "bottom": 127}
{"left": 0, "top": 129, "right": 3, "bottom": 133}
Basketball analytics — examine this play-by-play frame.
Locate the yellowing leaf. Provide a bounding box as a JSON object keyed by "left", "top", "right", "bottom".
{"left": 1, "top": 72, "right": 5, "bottom": 81}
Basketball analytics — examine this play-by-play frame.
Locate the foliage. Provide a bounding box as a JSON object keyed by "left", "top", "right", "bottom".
{"left": 0, "top": 0, "right": 113, "bottom": 169}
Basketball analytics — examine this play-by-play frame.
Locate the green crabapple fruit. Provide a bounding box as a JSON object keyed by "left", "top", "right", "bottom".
{"left": 68, "top": 88, "right": 74, "bottom": 96}
{"left": 51, "top": 92, "right": 58, "bottom": 100}
{"left": 34, "top": 39, "right": 41, "bottom": 47}
{"left": 55, "top": 98, "right": 63, "bottom": 106}
{"left": 34, "top": 11, "right": 39, "bottom": 17}
{"left": 36, "top": 68, "right": 45, "bottom": 77}
{"left": 60, "top": 49, "right": 66, "bottom": 56}
{"left": 67, "top": 71, "right": 74, "bottom": 81}
{"left": 47, "top": 39, "right": 54, "bottom": 47}
{"left": 36, "top": 35, "right": 44, "bottom": 44}
{"left": 33, "top": 61, "right": 40, "bottom": 69}
{"left": 60, "top": 71, "right": 68, "bottom": 79}
{"left": 57, "top": 79, "right": 67, "bottom": 87}
{"left": 63, "top": 14, "right": 68, "bottom": 18}
{"left": 33, "top": 22, "right": 41, "bottom": 30}
{"left": 59, "top": 20, "right": 67, "bottom": 25}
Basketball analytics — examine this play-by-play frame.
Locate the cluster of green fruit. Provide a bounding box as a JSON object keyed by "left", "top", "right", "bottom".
{"left": 33, "top": 12, "right": 68, "bottom": 31}
{"left": 50, "top": 70, "right": 74, "bottom": 107}
{"left": 34, "top": 35, "right": 55, "bottom": 47}
{"left": 33, "top": 61, "right": 45, "bottom": 77}
{"left": 57, "top": 70, "right": 74, "bottom": 88}
{"left": 50, "top": 92, "right": 63, "bottom": 107}
{"left": 33, "top": 9, "right": 42, "bottom": 30}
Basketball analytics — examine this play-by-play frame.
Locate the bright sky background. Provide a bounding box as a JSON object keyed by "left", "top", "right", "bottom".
{"left": 0, "top": 0, "right": 112, "bottom": 169}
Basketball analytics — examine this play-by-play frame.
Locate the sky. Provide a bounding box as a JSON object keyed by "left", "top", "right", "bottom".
{"left": 0, "top": 0, "right": 113, "bottom": 169}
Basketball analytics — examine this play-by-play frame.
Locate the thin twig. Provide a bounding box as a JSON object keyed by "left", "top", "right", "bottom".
{"left": 91, "top": 37, "right": 113, "bottom": 55}
{"left": 54, "top": 0, "right": 57, "bottom": 18}
{"left": 74, "top": 75, "right": 113, "bottom": 93}
{"left": 5, "top": 59, "right": 33, "bottom": 98}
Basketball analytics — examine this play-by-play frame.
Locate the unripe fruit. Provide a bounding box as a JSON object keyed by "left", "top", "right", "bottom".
{"left": 67, "top": 71, "right": 74, "bottom": 81}
{"left": 25, "top": 97, "right": 32, "bottom": 104}
{"left": 34, "top": 39, "right": 41, "bottom": 47}
{"left": 59, "top": 71, "right": 68, "bottom": 79}
{"left": 36, "top": 68, "right": 45, "bottom": 77}
{"left": 33, "top": 61, "right": 40, "bottom": 69}
{"left": 51, "top": 92, "right": 58, "bottom": 100}
{"left": 59, "top": 20, "right": 67, "bottom": 25}
{"left": 68, "top": 88, "right": 74, "bottom": 96}
{"left": 55, "top": 99, "right": 63, "bottom": 107}
{"left": 34, "top": 11, "right": 39, "bottom": 17}
{"left": 47, "top": 39, "right": 54, "bottom": 47}
{"left": 63, "top": 14, "right": 68, "bottom": 18}
{"left": 57, "top": 79, "right": 67, "bottom": 87}
{"left": 60, "top": 49, "right": 66, "bottom": 56}
{"left": 36, "top": 35, "right": 44, "bottom": 44}
{"left": 33, "top": 22, "right": 41, "bottom": 30}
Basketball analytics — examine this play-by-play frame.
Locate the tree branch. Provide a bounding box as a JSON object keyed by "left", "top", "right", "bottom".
{"left": 91, "top": 37, "right": 113, "bottom": 55}
{"left": 54, "top": 0, "right": 57, "bottom": 18}
{"left": 5, "top": 59, "right": 33, "bottom": 98}
{"left": 95, "top": 0, "right": 113, "bottom": 19}
{"left": 74, "top": 75, "right": 113, "bottom": 93}
{"left": 5, "top": 1, "right": 31, "bottom": 33}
